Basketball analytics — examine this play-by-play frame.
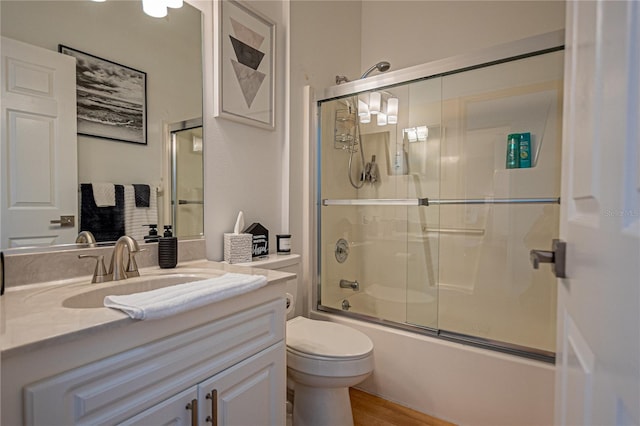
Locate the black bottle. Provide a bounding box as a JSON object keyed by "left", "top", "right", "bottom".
{"left": 143, "top": 224, "right": 159, "bottom": 243}
{"left": 158, "top": 225, "right": 177, "bottom": 268}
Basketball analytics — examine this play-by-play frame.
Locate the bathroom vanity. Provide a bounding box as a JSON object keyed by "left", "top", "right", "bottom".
{"left": 0, "top": 260, "right": 290, "bottom": 425}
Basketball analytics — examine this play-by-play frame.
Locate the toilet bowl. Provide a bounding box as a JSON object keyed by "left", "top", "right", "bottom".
{"left": 287, "top": 316, "right": 374, "bottom": 426}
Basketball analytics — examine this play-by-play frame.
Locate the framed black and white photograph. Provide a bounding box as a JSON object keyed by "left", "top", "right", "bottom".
{"left": 215, "top": 0, "right": 275, "bottom": 130}
{"left": 59, "top": 45, "right": 147, "bottom": 145}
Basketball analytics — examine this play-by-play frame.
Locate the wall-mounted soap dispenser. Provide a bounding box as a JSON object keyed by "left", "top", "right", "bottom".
{"left": 158, "top": 225, "right": 177, "bottom": 268}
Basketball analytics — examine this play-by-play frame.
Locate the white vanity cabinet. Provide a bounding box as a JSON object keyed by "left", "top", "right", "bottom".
{"left": 118, "top": 387, "right": 198, "bottom": 426}
{"left": 20, "top": 295, "right": 286, "bottom": 426}
{"left": 119, "top": 343, "right": 284, "bottom": 426}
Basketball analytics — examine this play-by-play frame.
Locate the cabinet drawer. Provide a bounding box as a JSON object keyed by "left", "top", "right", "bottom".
{"left": 25, "top": 298, "right": 285, "bottom": 425}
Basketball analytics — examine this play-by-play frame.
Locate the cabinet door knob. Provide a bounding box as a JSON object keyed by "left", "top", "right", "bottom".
{"left": 186, "top": 399, "right": 198, "bottom": 426}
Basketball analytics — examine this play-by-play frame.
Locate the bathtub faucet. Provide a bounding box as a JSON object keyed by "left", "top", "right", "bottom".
{"left": 340, "top": 279, "right": 359, "bottom": 291}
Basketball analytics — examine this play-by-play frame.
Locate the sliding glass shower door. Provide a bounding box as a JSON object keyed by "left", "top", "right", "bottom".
{"left": 317, "top": 48, "right": 563, "bottom": 359}
{"left": 435, "top": 52, "right": 562, "bottom": 353}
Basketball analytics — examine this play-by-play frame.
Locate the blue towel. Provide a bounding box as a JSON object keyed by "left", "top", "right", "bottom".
{"left": 133, "top": 184, "right": 150, "bottom": 208}
{"left": 80, "top": 184, "right": 125, "bottom": 242}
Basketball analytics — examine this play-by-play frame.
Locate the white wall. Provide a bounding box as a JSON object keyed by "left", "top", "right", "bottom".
{"left": 204, "top": 1, "right": 290, "bottom": 261}
{"left": 289, "top": 0, "right": 362, "bottom": 313}
{"left": 361, "top": 0, "right": 566, "bottom": 71}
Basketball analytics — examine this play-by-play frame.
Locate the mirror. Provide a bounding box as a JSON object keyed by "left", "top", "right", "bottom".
{"left": 0, "top": 0, "right": 203, "bottom": 248}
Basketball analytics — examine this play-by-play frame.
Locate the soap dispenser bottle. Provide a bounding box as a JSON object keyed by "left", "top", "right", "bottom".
{"left": 143, "top": 224, "right": 159, "bottom": 243}
{"left": 158, "top": 225, "right": 177, "bottom": 268}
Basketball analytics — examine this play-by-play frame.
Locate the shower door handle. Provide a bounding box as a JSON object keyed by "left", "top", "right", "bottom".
{"left": 530, "top": 239, "right": 566, "bottom": 278}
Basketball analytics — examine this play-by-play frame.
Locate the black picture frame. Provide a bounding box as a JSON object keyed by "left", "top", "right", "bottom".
{"left": 59, "top": 45, "right": 147, "bottom": 145}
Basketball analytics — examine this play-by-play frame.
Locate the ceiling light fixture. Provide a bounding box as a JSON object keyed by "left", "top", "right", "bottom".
{"left": 387, "top": 97, "right": 398, "bottom": 124}
{"left": 403, "top": 126, "right": 429, "bottom": 142}
{"left": 369, "top": 92, "right": 381, "bottom": 115}
{"left": 165, "top": 0, "right": 184, "bottom": 9}
{"left": 358, "top": 92, "right": 398, "bottom": 126}
{"left": 142, "top": 0, "right": 167, "bottom": 18}
{"left": 94, "top": 0, "right": 184, "bottom": 18}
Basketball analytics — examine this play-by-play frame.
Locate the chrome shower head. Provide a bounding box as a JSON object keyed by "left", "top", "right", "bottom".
{"left": 360, "top": 61, "right": 391, "bottom": 79}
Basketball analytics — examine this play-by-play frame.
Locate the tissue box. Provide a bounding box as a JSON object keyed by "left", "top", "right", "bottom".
{"left": 223, "top": 233, "right": 253, "bottom": 263}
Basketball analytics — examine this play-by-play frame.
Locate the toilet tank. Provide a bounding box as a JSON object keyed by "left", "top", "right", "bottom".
{"left": 233, "top": 254, "right": 301, "bottom": 319}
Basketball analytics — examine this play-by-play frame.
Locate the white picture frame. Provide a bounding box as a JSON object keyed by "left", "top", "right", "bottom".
{"left": 214, "top": 0, "right": 275, "bottom": 130}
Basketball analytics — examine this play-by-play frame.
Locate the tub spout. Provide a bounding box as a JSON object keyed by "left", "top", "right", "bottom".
{"left": 340, "top": 279, "right": 359, "bottom": 291}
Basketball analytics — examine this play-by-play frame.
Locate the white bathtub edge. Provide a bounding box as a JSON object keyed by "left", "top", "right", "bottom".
{"left": 311, "top": 311, "right": 555, "bottom": 426}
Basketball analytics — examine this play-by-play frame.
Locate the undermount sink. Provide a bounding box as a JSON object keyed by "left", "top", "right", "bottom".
{"left": 62, "top": 273, "right": 214, "bottom": 309}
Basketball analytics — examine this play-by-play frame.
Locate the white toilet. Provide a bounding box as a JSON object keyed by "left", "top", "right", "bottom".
{"left": 240, "top": 254, "right": 374, "bottom": 426}
{"left": 286, "top": 316, "right": 374, "bottom": 426}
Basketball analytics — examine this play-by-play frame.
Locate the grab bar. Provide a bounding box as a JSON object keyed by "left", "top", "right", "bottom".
{"left": 322, "top": 197, "right": 560, "bottom": 206}
{"left": 422, "top": 227, "right": 485, "bottom": 236}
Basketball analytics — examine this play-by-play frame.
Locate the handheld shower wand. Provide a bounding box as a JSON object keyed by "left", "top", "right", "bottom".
{"left": 360, "top": 61, "right": 391, "bottom": 79}
{"left": 336, "top": 61, "right": 391, "bottom": 84}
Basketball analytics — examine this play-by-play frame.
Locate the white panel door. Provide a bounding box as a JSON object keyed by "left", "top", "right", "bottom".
{"left": 1, "top": 37, "right": 77, "bottom": 248}
{"left": 556, "top": 1, "right": 640, "bottom": 425}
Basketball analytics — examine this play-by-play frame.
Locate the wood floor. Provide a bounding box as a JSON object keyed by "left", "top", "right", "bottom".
{"left": 350, "top": 388, "right": 456, "bottom": 426}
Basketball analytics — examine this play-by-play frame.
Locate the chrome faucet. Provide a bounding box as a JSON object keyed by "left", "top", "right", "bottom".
{"left": 340, "top": 279, "right": 359, "bottom": 291}
{"left": 78, "top": 254, "right": 111, "bottom": 283}
{"left": 109, "top": 236, "right": 141, "bottom": 281}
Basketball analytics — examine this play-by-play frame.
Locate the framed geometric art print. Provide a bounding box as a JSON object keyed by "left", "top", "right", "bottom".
{"left": 215, "top": 0, "right": 275, "bottom": 130}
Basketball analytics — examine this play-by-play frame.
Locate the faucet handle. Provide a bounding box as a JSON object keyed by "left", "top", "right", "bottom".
{"left": 78, "top": 254, "right": 112, "bottom": 283}
{"left": 125, "top": 248, "right": 145, "bottom": 278}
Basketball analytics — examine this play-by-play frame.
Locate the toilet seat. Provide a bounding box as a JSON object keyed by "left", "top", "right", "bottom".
{"left": 286, "top": 316, "right": 373, "bottom": 359}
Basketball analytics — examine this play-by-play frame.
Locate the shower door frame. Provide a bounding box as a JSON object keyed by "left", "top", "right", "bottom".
{"left": 314, "top": 30, "right": 565, "bottom": 363}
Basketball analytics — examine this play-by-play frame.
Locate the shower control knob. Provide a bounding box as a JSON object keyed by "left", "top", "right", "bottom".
{"left": 335, "top": 238, "right": 350, "bottom": 263}
{"left": 530, "top": 239, "right": 567, "bottom": 278}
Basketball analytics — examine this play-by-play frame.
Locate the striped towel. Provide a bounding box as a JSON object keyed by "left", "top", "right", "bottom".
{"left": 104, "top": 273, "right": 268, "bottom": 320}
{"left": 124, "top": 184, "right": 158, "bottom": 243}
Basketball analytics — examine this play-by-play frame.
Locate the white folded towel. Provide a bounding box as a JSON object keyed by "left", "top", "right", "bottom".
{"left": 92, "top": 182, "right": 116, "bottom": 207}
{"left": 104, "top": 273, "right": 268, "bottom": 320}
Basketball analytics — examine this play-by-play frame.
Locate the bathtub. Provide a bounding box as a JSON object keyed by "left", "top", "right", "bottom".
{"left": 310, "top": 309, "right": 555, "bottom": 426}
{"left": 343, "top": 283, "right": 437, "bottom": 326}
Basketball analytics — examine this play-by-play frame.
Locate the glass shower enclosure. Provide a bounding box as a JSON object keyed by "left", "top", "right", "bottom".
{"left": 169, "top": 118, "right": 204, "bottom": 239}
{"left": 317, "top": 34, "right": 564, "bottom": 361}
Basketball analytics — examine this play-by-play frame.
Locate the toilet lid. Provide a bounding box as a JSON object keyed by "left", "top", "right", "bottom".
{"left": 286, "top": 317, "right": 373, "bottom": 359}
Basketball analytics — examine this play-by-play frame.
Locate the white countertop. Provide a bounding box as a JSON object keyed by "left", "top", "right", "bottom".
{"left": 0, "top": 260, "right": 293, "bottom": 358}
